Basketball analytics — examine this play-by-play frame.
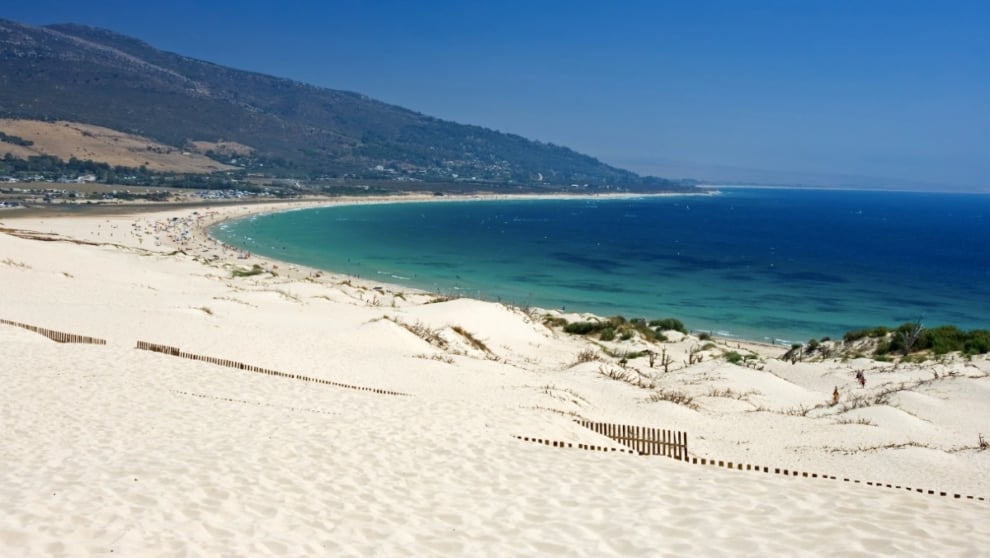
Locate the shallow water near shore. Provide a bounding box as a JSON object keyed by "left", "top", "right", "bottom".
{"left": 212, "top": 188, "right": 990, "bottom": 343}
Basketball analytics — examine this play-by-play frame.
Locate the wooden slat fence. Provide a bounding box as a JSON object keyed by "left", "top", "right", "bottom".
{"left": 513, "top": 422, "right": 985, "bottom": 502}
{"left": 685, "top": 456, "right": 986, "bottom": 502}
{"left": 576, "top": 419, "right": 687, "bottom": 459}
{"left": 514, "top": 435, "right": 638, "bottom": 454}
{"left": 1, "top": 318, "right": 107, "bottom": 345}
{"left": 136, "top": 340, "right": 408, "bottom": 396}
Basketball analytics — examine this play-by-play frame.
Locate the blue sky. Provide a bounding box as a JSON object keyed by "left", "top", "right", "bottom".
{"left": 5, "top": 1, "right": 988, "bottom": 189}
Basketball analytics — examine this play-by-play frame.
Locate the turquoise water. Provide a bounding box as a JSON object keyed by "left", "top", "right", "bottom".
{"left": 211, "top": 189, "right": 990, "bottom": 344}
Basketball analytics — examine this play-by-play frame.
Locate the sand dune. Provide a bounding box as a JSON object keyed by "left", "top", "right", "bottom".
{"left": 2, "top": 200, "right": 988, "bottom": 555}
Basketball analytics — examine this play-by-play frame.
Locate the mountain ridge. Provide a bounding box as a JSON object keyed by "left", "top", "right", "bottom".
{"left": 0, "top": 19, "right": 697, "bottom": 192}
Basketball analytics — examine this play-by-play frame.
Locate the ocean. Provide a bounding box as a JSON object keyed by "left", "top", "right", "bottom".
{"left": 211, "top": 188, "right": 990, "bottom": 344}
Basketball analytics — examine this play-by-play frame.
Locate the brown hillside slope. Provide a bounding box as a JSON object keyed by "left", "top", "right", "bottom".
{"left": 0, "top": 119, "right": 237, "bottom": 173}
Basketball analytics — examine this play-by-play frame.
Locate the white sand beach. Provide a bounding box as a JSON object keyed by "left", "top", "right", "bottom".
{"left": 2, "top": 199, "right": 988, "bottom": 556}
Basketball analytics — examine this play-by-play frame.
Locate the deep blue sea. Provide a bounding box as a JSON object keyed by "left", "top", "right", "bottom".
{"left": 211, "top": 188, "right": 990, "bottom": 344}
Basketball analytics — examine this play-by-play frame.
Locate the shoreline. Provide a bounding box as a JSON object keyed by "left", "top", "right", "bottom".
{"left": 196, "top": 192, "right": 796, "bottom": 349}
{"left": 206, "top": 193, "right": 787, "bottom": 351}
{"left": 8, "top": 191, "right": 858, "bottom": 350}
{"left": 0, "top": 190, "right": 966, "bottom": 351}
{"left": 2, "top": 192, "right": 989, "bottom": 554}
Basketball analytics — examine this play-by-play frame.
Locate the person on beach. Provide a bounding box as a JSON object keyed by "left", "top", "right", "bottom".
{"left": 832, "top": 386, "right": 839, "bottom": 405}
{"left": 855, "top": 370, "right": 865, "bottom": 388}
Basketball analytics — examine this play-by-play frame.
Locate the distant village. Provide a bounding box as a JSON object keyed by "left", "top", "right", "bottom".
{"left": 0, "top": 176, "right": 272, "bottom": 209}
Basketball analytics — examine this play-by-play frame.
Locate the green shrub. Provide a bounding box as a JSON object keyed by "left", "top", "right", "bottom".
{"left": 724, "top": 351, "right": 743, "bottom": 364}
{"left": 0, "top": 131, "right": 33, "bottom": 147}
{"left": 637, "top": 327, "right": 659, "bottom": 341}
{"left": 231, "top": 264, "right": 265, "bottom": 278}
{"left": 599, "top": 327, "right": 616, "bottom": 342}
{"left": 843, "top": 326, "right": 889, "bottom": 343}
{"left": 611, "top": 318, "right": 657, "bottom": 342}
{"left": 965, "top": 329, "right": 990, "bottom": 355}
{"left": 920, "top": 325, "right": 966, "bottom": 354}
{"left": 563, "top": 321, "right": 602, "bottom": 335}
{"left": 841, "top": 322, "right": 990, "bottom": 357}
{"left": 912, "top": 325, "right": 990, "bottom": 356}
{"left": 842, "top": 329, "right": 866, "bottom": 343}
{"left": 649, "top": 318, "right": 687, "bottom": 334}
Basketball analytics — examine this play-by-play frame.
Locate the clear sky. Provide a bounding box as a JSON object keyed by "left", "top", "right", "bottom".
{"left": 5, "top": 1, "right": 988, "bottom": 190}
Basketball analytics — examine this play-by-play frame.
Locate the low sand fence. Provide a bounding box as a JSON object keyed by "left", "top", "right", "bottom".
{"left": 685, "top": 455, "right": 986, "bottom": 502}
{"left": 135, "top": 340, "right": 408, "bottom": 396}
{"left": 514, "top": 436, "right": 639, "bottom": 454}
{"left": 0, "top": 318, "right": 107, "bottom": 345}
{"left": 576, "top": 419, "right": 688, "bottom": 459}
{"left": 518, "top": 420, "right": 985, "bottom": 502}
{"left": 512, "top": 420, "right": 686, "bottom": 458}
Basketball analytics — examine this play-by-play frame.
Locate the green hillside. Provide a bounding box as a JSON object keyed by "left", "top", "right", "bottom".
{"left": 0, "top": 19, "right": 697, "bottom": 192}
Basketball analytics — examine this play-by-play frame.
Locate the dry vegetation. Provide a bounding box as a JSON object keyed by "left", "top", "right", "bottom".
{"left": 572, "top": 348, "right": 601, "bottom": 365}
{"left": 0, "top": 119, "right": 236, "bottom": 173}
{"left": 598, "top": 363, "right": 657, "bottom": 390}
{"left": 386, "top": 317, "right": 448, "bottom": 349}
{"left": 187, "top": 140, "right": 255, "bottom": 157}
{"left": 648, "top": 388, "right": 698, "bottom": 410}
{"left": 451, "top": 325, "right": 493, "bottom": 356}
{"left": 1, "top": 258, "right": 31, "bottom": 269}
{"left": 413, "top": 353, "right": 454, "bottom": 364}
